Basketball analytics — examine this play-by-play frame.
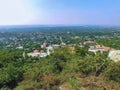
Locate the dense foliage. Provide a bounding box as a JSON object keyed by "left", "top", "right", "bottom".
{"left": 0, "top": 46, "right": 120, "bottom": 90}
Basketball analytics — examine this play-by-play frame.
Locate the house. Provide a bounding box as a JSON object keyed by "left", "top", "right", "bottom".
{"left": 40, "top": 53, "right": 47, "bottom": 58}
{"left": 41, "top": 43, "right": 47, "bottom": 48}
{"left": 46, "top": 45, "right": 54, "bottom": 55}
{"left": 28, "top": 49, "right": 47, "bottom": 58}
{"left": 27, "top": 46, "right": 52, "bottom": 58}
{"left": 33, "top": 50, "right": 39, "bottom": 53}
{"left": 40, "top": 50, "right": 44, "bottom": 53}
{"left": 108, "top": 50, "right": 120, "bottom": 62}
{"left": 60, "top": 42, "right": 66, "bottom": 46}
{"left": 27, "top": 52, "right": 40, "bottom": 57}
{"left": 88, "top": 46, "right": 104, "bottom": 54}
{"left": 88, "top": 45, "right": 115, "bottom": 54}
{"left": 27, "top": 43, "right": 54, "bottom": 58}
{"left": 27, "top": 52, "right": 47, "bottom": 58}
{"left": 84, "top": 41, "right": 97, "bottom": 45}
{"left": 16, "top": 46, "right": 23, "bottom": 49}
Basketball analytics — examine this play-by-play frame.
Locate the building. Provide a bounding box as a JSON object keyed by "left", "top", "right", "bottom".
{"left": 84, "top": 41, "right": 97, "bottom": 45}
{"left": 88, "top": 46, "right": 104, "bottom": 54}
{"left": 27, "top": 52, "right": 41, "bottom": 57}
{"left": 52, "top": 44, "right": 60, "bottom": 49}
{"left": 46, "top": 45, "right": 54, "bottom": 55}
{"left": 40, "top": 53, "right": 47, "bottom": 58}
{"left": 28, "top": 49, "right": 48, "bottom": 58}
{"left": 16, "top": 46, "right": 23, "bottom": 49}
{"left": 27, "top": 45, "right": 53, "bottom": 57}
{"left": 41, "top": 43, "right": 47, "bottom": 48}
{"left": 33, "top": 50, "right": 39, "bottom": 53}
{"left": 88, "top": 45, "right": 115, "bottom": 54}
{"left": 108, "top": 50, "right": 120, "bottom": 62}
{"left": 27, "top": 52, "right": 47, "bottom": 58}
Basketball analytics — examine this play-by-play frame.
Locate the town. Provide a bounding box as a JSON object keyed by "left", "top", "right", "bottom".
{"left": 24, "top": 40, "right": 120, "bottom": 62}
{"left": 0, "top": 26, "right": 120, "bottom": 90}
{"left": 1, "top": 26, "right": 120, "bottom": 62}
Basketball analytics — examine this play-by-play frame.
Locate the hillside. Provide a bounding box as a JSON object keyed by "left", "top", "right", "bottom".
{"left": 0, "top": 46, "right": 120, "bottom": 90}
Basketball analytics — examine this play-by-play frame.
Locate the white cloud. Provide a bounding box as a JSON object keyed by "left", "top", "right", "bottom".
{"left": 0, "top": 0, "right": 35, "bottom": 25}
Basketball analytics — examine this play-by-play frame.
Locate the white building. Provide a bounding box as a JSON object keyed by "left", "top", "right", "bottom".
{"left": 16, "top": 46, "right": 23, "bottom": 49}
{"left": 108, "top": 50, "right": 120, "bottom": 62}
{"left": 40, "top": 53, "right": 48, "bottom": 58}
{"left": 27, "top": 52, "right": 40, "bottom": 57}
{"left": 88, "top": 45, "right": 114, "bottom": 55}
{"left": 46, "top": 45, "right": 54, "bottom": 55}
{"left": 27, "top": 52, "right": 47, "bottom": 58}
{"left": 88, "top": 46, "right": 104, "bottom": 54}
{"left": 27, "top": 45, "right": 54, "bottom": 58}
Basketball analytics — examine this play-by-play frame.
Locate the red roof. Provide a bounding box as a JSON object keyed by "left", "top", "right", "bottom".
{"left": 34, "top": 50, "right": 39, "bottom": 53}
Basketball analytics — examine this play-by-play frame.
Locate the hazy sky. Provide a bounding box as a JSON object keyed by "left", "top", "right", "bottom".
{"left": 0, "top": 0, "right": 120, "bottom": 25}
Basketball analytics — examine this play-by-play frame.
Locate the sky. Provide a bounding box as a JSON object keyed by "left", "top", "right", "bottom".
{"left": 0, "top": 0, "right": 120, "bottom": 25}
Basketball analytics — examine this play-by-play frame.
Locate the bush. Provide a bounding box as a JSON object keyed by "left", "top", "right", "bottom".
{"left": 0, "top": 87, "right": 10, "bottom": 90}
{"left": 105, "top": 61, "right": 120, "bottom": 83}
{"left": 0, "top": 64, "right": 23, "bottom": 88}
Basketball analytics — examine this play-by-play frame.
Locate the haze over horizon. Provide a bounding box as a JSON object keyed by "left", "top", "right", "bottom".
{"left": 0, "top": 0, "right": 120, "bottom": 26}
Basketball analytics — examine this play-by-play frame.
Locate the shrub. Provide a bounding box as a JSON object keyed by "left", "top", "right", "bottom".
{"left": 105, "top": 61, "right": 120, "bottom": 83}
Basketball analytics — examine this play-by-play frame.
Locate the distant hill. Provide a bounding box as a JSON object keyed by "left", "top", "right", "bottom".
{"left": 0, "top": 25, "right": 120, "bottom": 32}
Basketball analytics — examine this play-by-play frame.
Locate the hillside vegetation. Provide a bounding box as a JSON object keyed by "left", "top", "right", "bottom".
{"left": 0, "top": 46, "right": 120, "bottom": 90}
